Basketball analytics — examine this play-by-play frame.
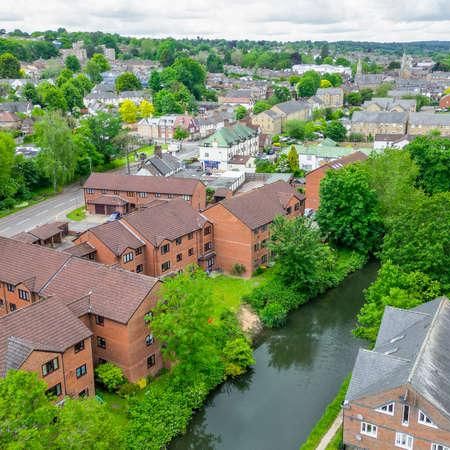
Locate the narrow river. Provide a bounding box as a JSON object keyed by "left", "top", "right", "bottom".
{"left": 170, "top": 261, "right": 378, "bottom": 450}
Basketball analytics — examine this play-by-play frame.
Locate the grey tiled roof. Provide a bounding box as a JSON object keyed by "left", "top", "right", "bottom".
{"left": 347, "top": 298, "right": 450, "bottom": 419}
{"left": 351, "top": 111, "right": 408, "bottom": 124}
{"left": 409, "top": 112, "right": 450, "bottom": 126}
{"left": 273, "top": 100, "right": 311, "bottom": 115}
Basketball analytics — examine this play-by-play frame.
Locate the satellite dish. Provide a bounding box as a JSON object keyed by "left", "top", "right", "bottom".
{"left": 356, "top": 434, "right": 362, "bottom": 441}
{"left": 356, "top": 414, "right": 364, "bottom": 420}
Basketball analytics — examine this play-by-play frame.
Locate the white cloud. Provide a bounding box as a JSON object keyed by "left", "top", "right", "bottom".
{"left": 1, "top": 0, "right": 450, "bottom": 41}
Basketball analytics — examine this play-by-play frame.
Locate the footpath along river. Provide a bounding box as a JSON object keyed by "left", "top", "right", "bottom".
{"left": 170, "top": 261, "right": 378, "bottom": 450}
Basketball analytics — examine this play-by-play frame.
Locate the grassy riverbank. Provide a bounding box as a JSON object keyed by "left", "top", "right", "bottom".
{"left": 299, "top": 375, "right": 350, "bottom": 450}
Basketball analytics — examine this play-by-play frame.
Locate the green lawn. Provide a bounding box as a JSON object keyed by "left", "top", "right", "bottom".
{"left": 66, "top": 206, "right": 87, "bottom": 221}
{"left": 209, "top": 270, "right": 273, "bottom": 315}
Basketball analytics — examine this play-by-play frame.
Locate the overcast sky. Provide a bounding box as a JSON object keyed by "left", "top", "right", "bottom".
{"left": 2, "top": 0, "right": 450, "bottom": 42}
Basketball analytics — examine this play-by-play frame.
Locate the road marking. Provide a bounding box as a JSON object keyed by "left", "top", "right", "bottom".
{"left": 53, "top": 202, "right": 66, "bottom": 208}
{"left": 0, "top": 226, "right": 11, "bottom": 232}
{"left": 17, "top": 218, "right": 30, "bottom": 225}
{"left": 36, "top": 209, "right": 49, "bottom": 216}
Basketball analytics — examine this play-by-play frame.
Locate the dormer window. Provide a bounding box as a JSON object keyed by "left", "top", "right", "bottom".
{"left": 418, "top": 410, "right": 437, "bottom": 428}
{"left": 375, "top": 402, "right": 395, "bottom": 416}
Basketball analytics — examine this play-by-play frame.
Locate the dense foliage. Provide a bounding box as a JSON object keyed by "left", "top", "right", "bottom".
{"left": 316, "top": 164, "right": 384, "bottom": 254}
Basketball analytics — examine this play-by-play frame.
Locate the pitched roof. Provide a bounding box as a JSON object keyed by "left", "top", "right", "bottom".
{"left": 124, "top": 198, "right": 208, "bottom": 247}
{"left": 64, "top": 242, "right": 96, "bottom": 258}
{"left": 214, "top": 180, "right": 304, "bottom": 229}
{"left": 351, "top": 110, "right": 408, "bottom": 124}
{"left": 12, "top": 222, "right": 67, "bottom": 242}
{"left": 87, "top": 220, "right": 144, "bottom": 256}
{"left": 409, "top": 112, "right": 450, "bottom": 126}
{"left": 272, "top": 99, "right": 311, "bottom": 115}
{"left": 42, "top": 257, "right": 159, "bottom": 324}
{"left": 201, "top": 123, "right": 257, "bottom": 147}
{"left": 0, "top": 236, "right": 71, "bottom": 290}
{"left": 84, "top": 173, "right": 202, "bottom": 195}
{"left": 0, "top": 111, "right": 20, "bottom": 122}
{"left": 305, "top": 151, "right": 368, "bottom": 176}
{"left": 347, "top": 298, "right": 450, "bottom": 420}
{"left": 0, "top": 295, "right": 92, "bottom": 375}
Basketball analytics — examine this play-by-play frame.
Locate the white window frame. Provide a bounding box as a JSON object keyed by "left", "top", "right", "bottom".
{"left": 361, "top": 422, "right": 377, "bottom": 438}
{"left": 376, "top": 402, "right": 395, "bottom": 416}
{"left": 402, "top": 404, "right": 410, "bottom": 426}
{"left": 418, "top": 410, "right": 437, "bottom": 428}
{"left": 395, "top": 432, "right": 413, "bottom": 449}
{"left": 432, "top": 444, "right": 450, "bottom": 450}
{"left": 123, "top": 252, "right": 134, "bottom": 263}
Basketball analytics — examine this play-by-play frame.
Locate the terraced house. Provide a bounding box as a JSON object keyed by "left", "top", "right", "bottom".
{"left": 83, "top": 172, "right": 206, "bottom": 214}
{"left": 203, "top": 181, "right": 304, "bottom": 277}
{"left": 73, "top": 198, "right": 216, "bottom": 277}
{"left": 344, "top": 297, "right": 450, "bottom": 450}
{"left": 0, "top": 236, "right": 163, "bottom": 398}
{"left": 199, "top": 123, "right": 259, "bottom": 171}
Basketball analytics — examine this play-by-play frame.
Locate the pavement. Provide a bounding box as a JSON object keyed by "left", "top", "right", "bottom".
{"left": 316, "top": 412, "right": 343, "bottom": 450}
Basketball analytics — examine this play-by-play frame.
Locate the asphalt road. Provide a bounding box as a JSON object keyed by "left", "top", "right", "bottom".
{"left": 0, "top": 185, "right": 84, "bottom": 237}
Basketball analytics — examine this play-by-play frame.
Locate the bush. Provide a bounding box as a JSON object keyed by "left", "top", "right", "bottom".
{"left": 260, "top": 302, "right": 288, "bottom": 327}
{"left": 231, "top": 263, "right": 246, "bottom": 276}
{"left": 95, "top": 362, "right": 125, "bottom": 392}
{"left": 117, "top": 382, "right": 140, "bottom": 398}
{"left": 252, "top": 266, "right": 266, "bottom": 276}
{"left": 223, "top": 337, "right": 255, "bottom": 377}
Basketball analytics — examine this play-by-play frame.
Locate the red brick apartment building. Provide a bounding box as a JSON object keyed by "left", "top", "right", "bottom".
{"left": 344, "top": 297, "right": 450, "bottom": 450}
{"left": 0, "top": 236, "right": 163, "bottom": 399}
{"left": 83, "top": 172, "right": 206, "bottom": 214}
{"left": 73, "top": 198, "right": 215, "bottom": 277}
{"left": 305, "top": 151, "right": 368, "bottom": 210}
{"left": 203, "top": 181, "right": 304, "bottom": 277}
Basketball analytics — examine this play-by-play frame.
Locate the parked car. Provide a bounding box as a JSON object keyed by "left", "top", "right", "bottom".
{"left": 107, "top": 211, "right": 122, "bottom": 221}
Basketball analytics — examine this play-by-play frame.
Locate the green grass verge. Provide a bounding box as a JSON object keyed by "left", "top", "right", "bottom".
{"left": 326, "top": 425, "right": 343, "bottom": 450}
{"left": 0, "top": 187, "right": 57, "bottom": 219}
{"left": 66, "top": 206, "right": 87, "bottom": 221}
{"left": 299, "top": 374, "right": 350, "bottom": 450}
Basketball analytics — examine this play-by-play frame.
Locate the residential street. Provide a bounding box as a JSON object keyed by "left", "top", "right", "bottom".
{"left": 0, "top": 185, "right": 84, "bottom": 237}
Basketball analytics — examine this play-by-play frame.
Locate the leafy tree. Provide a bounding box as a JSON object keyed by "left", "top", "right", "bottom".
{"left": 285, "top": 119, "right": 306, "bottom": 139}
{"left": 269, "top": 215, "right": 335, "bottom": 296}
{"left": 157, "top": 39, "right": 177, "bottom": 66}
{"left": 381, "top": 192, "right": 450, "bottom": 290}
{"left": 115, "top": 72, "right": 142, "bottom": 92}
{"left": 324, "top": 120, "right": 346, "bottom": 142}
{"left": 148, "top": 71, "right": 162, "bottom": 92}
{"left": 119, "top": 99, "right": 138, "bottom": 123}
{"left": 0, "top": 132, "right": 16, "bottom": 196}
{"left": 0, "top": 370, "right": 55, "bottom": 448}
{"left": 360, "top": 88, "right": 373, "bottom": 102}
{"left": 296, "top": 70, "right": 320, "bottom": 97}
{"left": 234, "top": 105, "right": 247, "bottom": 120}
{"left": 365, "top": 148, "right": 422, "bottom": 222}
{"left": 171, "top": 57, "right": 206, "bottom": 100}
{"left": 335, "top": 57, "right": 351, "bottom": 67}
{"left": 388, "top": 61, "right": 401, "bottom": 70}
{"left": 90, "top": 53, "right": 110, "bottom": 72}
{"left": 272, "top": 85, "right": 291, "bottom": 103}
{"left": 354, "top": 262, "right": 442, "bottom": 341}
{"left": 253, "top": 100, "right": 272, "bottom": 114}
{"left": 322, "top": 72, "right": 343, "bottom": 87}
{"left": 65, "top": 54, "right": 81, "bottom": 72}
{"left": 95, "top": 362, "right": 125, "bottom": 392}
{"left": 173, "top": 127, "right": 189, "bottom": 140}
{"left": 407, "top": 135, "right": 450, "bottom": 194}
{"left": 37, "top": 82, "right": 67, "bottom": 111}
{"left": 320, "top": 79, "right": 332, "bottom": 88}
{"left": 55, "top": 398, "right": 125, "bottom": 449}
{"left": 61, "top": 80, "right": 84, "bottom": 111}
{"left": 139, "top": 99, "right": 154, "bottom": 118}
{"left": 288, "top": 75, "right": 302, "bottom": 86}
{"left": 256, "top": 158, "right": 276, "bottom": 173}
{"left": 55, "top": 68, "right": 73, "bottom": 87}
{"left": 79, "top": 112, "right": 121, "bottom": 163}
{"left": 345, "top": 91, "right": 362, "bottom": 106}
{"left": 287, "top": 145, "right": 299, "bottom": 172}
{"left": 316, "top": 164, "right": 384, "bottom": 253}
{"left": 22, "top": 82, "right": 39, "bottom": 104}
{"left": 72, "top": 73, "right": 94, "bottom": 96}
{"left": 35, "top": 111, "right": 79, "bottom": 191}
{"left": 223, "top": 338, "right": 255, "bottom": 377}
{"left": 154, "top": 89, "right": 183, "bottom": 115}
{"left": 0, "top": 52, "right": 21, "bottom": 78}
{"left": 374, "top": 82, "right": 394, "bottom": 97}
{"left": 206, "top": 53, "right": 224, "bottom": 73}
{"left": 85, "top": 59, "right": 102, "bottom": 83}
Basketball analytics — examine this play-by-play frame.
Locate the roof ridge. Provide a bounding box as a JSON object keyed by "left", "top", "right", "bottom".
{"left": 408, "top": 298, "right": 447, "bottom": 383}
{"left": 359, "top": 347, "right": 412, "bottom": 363}
{"left": 384, "top": 304, "right": 432, "bottom": 317}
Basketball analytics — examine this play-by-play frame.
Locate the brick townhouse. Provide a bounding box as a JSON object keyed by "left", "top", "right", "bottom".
{"left": 0, "top": 236, "right": 163, "bottom": 396}
{"left": 83, "top": 172, "right": 206, "bottom": 215}
{"left": 344, "top": 297, "right": 450, "bottom": 450}
{"left": 304, "top": 151, "right": 368, "bottom": 210}
{"left": 203, "top": 181, "right": 304, "bottom": 277}
{"left": 73, "top": 198, "right": 216, "bottom": 277}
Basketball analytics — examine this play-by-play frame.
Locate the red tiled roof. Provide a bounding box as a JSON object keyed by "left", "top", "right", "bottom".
{"left": 12, "top": 222, "right": 67, "bottom": 242}
{"left": 215, "top": 181, "right": 304, "bottom": 230}
{"left": 0, "top": 111, "right": 20, "bottom": 123}
{"left": 306, "top": 151, "right": 368, "bottom": 177}
{"left": 124, "top": 198, "right": 208, "bottom": 246}
{"left": 64, "top": 242, "right": 96, "bottom": 258}
{"left": 89, "top": 194, "right": 128, "bottom": 206}
{"left": 87, "top": 220, "right": 144, "bottom": 256}
{"left": 84, "top": 172, "right": 203, "bottom": 195}
{"left": 0, "top": 295, "right": 92, "bottom": 375}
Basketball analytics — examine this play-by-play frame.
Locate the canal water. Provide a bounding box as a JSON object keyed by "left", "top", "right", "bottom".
{"left": 170, "top": 261, "right": 378, "bottom": 450}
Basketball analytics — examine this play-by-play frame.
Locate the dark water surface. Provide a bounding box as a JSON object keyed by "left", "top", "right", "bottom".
{"left": 170, "top": 262, "right": 379, "bottom": 450}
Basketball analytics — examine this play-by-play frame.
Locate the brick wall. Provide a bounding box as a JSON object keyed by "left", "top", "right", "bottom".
{"left": 305, "top": 166, "right": 328, "bottom": 210}
{"left": 344, "top": 386, "right": 450, "bottom": 450}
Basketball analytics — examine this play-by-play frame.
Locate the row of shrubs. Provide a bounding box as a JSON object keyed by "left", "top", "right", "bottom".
{"left": 243, "top": 251, "right": 366, "bottom": 327}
